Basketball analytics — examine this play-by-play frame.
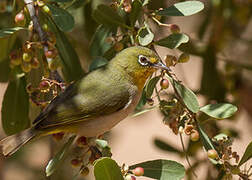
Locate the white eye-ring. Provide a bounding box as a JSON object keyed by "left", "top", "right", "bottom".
{"left": 138, "top": 55, "right": 149, "bottom": 66}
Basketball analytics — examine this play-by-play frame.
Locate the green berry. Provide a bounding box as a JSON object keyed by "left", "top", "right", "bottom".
{"left": 42, "top": 24, "right": 49, "bottom": 32}
{"left": 133, "top": 167, "right": 144, "bottom": 176}
{"left": 178, "top": 53, "right": 190, "bottom": 63}
{"left": 42, "top": 5, "right": 50, "bottom": 14}
{"left": 21, "top": 62, "right": 32, "bottom": 72}
{"left": 190, "top": 130, "right": 199, "bottom": 141}
{"left": 207, "top": 149, "right": 218, "bottom": 159}
{"left": 23, "top": 52, "right": 32, "bottom": 62}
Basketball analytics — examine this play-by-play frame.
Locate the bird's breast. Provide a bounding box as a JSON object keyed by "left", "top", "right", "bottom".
{"left": 76, "top": 90, "right": 141, "bottom": 137}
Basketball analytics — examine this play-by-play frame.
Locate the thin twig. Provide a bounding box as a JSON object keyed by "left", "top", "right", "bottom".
{"left": 179, "top": 133, "right": 198, "bottom": 178}
{"left": 152, "top": 16, "right": 171, "bottom": 28}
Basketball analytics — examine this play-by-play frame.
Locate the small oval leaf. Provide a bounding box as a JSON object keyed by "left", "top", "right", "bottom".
{"left": 200, "top": 103, "right": 238, "bottom": 119}
{"left": 137, "top": 24, "right": 154, "bottom": 46}
{"left": 92, "top": 4, "right": 126, "bottom": 28}
{"left": 2, "top": 76, "right": 30, "bottom": 135}
{"left": 46, "top": 135, "right": 76, "bottom": 176}
{"left": 94, "top": 157, "right": 124, "bottom": 180}
{"left": 129, "top": 159, "right": 185, "bottom": 180}
{"left": 145, "top": 76, "right": 160, "bottom": 98}
{"left": 156, "top": 1, "right": 204, "bottom": 16}
{"left": 47, "top": 4, "right": 75, "bottom": 32}
{"left": 155, "top": 33, "right": 189, "bottom": 49}
{"left": 238, "top": 141, "right": 252, "bottom": 167}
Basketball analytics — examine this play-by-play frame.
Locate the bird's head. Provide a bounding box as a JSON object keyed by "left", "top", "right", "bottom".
{"left": 111, "top": 46, "right": 170, "bottom": 90}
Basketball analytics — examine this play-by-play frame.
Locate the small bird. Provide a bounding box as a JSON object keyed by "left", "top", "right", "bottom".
{"left": 0, "top": 46, "right": 169, "bottom": 157}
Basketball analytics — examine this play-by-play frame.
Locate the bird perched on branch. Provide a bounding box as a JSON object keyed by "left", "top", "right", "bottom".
{"left": 0, "top": 46, "right": 170, "bottom": 157}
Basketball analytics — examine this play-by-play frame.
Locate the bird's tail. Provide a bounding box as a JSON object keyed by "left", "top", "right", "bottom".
{"left": 0, "top": 128, "right": 36, "bottom": 157}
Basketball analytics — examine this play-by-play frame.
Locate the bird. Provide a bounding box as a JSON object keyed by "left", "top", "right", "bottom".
{"left": 0, "top": 46, "right": 170, "bottom": 157}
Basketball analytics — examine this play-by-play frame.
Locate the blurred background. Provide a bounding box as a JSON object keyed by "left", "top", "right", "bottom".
{"left": 0, "top": 0, "right": 252, "bottom": 179}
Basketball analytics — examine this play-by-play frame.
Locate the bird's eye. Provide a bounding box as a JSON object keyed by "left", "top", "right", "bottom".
{"left": 138, "top": 55, "right": 149, "bottom": 66}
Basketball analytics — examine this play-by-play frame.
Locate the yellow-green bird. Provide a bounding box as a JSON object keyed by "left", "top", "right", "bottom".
{"left": 0, "top": 46, "right": 169, "bottom": 157}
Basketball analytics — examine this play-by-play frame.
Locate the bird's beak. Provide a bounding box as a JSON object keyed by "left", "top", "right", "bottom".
{"left": 153, "top": 61, "right": 171, "bottom": 71}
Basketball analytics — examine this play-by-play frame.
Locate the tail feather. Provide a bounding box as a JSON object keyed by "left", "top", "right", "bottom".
{"left": 0, "top": 128, "right": 36, "bottom": 157}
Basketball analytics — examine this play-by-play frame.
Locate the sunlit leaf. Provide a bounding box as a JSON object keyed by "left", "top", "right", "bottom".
{"left": 137, "top": 23, "right": 154, "bottom": 46}
{"left": 47, "top": 4, "right": 75, "bottom": 32}
{"left": 155, "top": 33, "right": 189, "bottom": 49}
{"left": 2, "top": 76, "right": 30, "bottom": 135}
{"left": 92, "top": 4, "right": 126, "bottom": 28}
{"left": 200, "top": 103, "right": 238, "bottom": 119}
{"left": 46, "top": 135, "right": 76, "bottom": 176}
{"left": 94, "top": 157, "right": 124, "bottom": 180}
{"left": 0, "top": 27, "right": 25, "bottom": 38}
{"left": 130, "top": 159, "right": 185, "bottom": 180}
{"left": 169, "top": 77, "right": 199, "bottom": 113}
{"left": 156, "top": 1, "right": 204, "bottom": 16}
{"left": 238, "top": 141, "right": 252, "bottom": 167}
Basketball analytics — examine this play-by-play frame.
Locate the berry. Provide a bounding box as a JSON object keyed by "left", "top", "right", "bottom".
{"left": 23, "top": 52, "right": 32, "bottom": 62}
{"left": 9, "top": 50, "right": 22, "bottom": 66}
{"left": 31, "top": 58, "right": 40, "bottom": 69}
{"left": 45, "top": 50, "right": 57, "bottom": 59}
{"left": 21, "top": 62, "right": 32, "bottom": 73}
{"left": 170, "top": 24, "right": 180, "bottom": 34}
{"left": 42, "top": 5, "right": 50, "bottom": 14}
{"left": 76, "top": 136, "right": 88, "bottom": 147}
{"left": 114, "top": 42, "right": 124, "bottom": 52}
{"left": 80, "top": 167, "right": 89, "bottom": 177}
{"left": 207, "top": 149, "right": 218, "bottom": 159}
{"left": 178, "top": 53, "right": 190, "bottom": 63}
{"left": 71, "top": 159, "right": 81, "bottom": 167}
{"left": 42, "top": 24, "right": 49, "bottom": 32}
{"left": 15, "top": 12, "right": 25, "bottom": 25}
{"left": 132, "top": 167, "right": 144, "bottom": 176}
{"left": 48, "top": 58, "right": 60, "bottom": 71}
{"left": 52, "top": 132, "right": 64, "bottom": 141}
{"left": 160, "top": 79, "right": 169, "bottom": 89}
{"left": 164, "top": 55, "right": 176, "bottom": 66}
{"left": 39, "top": 80, "right": 50, "bottom": 91}
{"left": 190, "top": 129, "right": 199, "bottom": 141}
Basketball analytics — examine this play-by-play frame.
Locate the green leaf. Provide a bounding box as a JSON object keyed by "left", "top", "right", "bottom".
{"left": 196, "top": 123, "right": 216, "bottom": 152}
{"left": 135, "top": 90, "right": 147, "bottom": 111}
{"left": 200, "top": 103, "right": 238, "bottom": 119}
{"left": 132, "top": 106, "right": 156, "bottom": 117}
{"left": 156, "top": 1, "right": 204, "bottom": 16}
{"left": 145, "top": 76, "right": 160, "bottom": 98}
{"left": 0, "top": 27, "right": 25, "bottom": 38}
{"left": 46, "top": 15, "right": 83, "bottom": 82}
{"left": 46, "top": 135, "right": 76, "bottom": 176}
{"left": 169, "top": 77, "right": 199, "bottom": 113}
{"left": 92, "top": 4, "right": 126, "bottom": 28}
{"left": 96, "top": 139, "right": 109, "bottom": 149}
{"left": 238, "top": 141, "right": 252, "bottom": 167}
{"left": 130, "top": 159, "right": 185, "bottom": 180}
{"left": 137, "top": 23, "right": 154, "bottom": 46}
{"left": 129, "top": 0, "right": 142, "bottom": 27}
{"left": 94, "top": 157, "right": 124, "bottom": 180}
{"left": 0, "top": 59, "right": 11, "bottom": 82}
{"left": 154, "top": 139, "right": 183, "bottom": 154}
{"left": 2, "top": 76, "right": 30, "bottom": 135}
{"left": 89, "top": 57, "right": 108, "bottom": 71}
{"left": 90, "top": 25, "right": 112, "bottom": 57}
{"left": 47, "top": 4, "right": 75, "bottom": 32}
{"left": 155, "top": 33, "right": 189, "bottom": 49}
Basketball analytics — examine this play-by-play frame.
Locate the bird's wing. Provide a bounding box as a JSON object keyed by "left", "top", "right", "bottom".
{"left": 34, "top": 77, "right": 135, "bottom": 130}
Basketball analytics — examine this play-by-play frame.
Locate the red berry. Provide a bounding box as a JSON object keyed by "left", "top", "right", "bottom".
{"left": 170, "top": 24, "right": 180, "bottom": 34}
{"left": 76, "top": 136, "right": 88, "bottom": 147}
{"left": 133, "top": 167, "right": 144, "bottom": 176}
{"left": 71, "top": 159, "right": 81, "bottom": 167}
{"left": 207, "top": 149, "right": 218, "bottom": 159}
{"left": 45, "top": 50, "right": 57, "bottom": 59}
{"left": 15, "top": 12, "right": 25, "bottom": 24}
{"left": 160, "top": 79, "right": 169, "bottom": 89}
